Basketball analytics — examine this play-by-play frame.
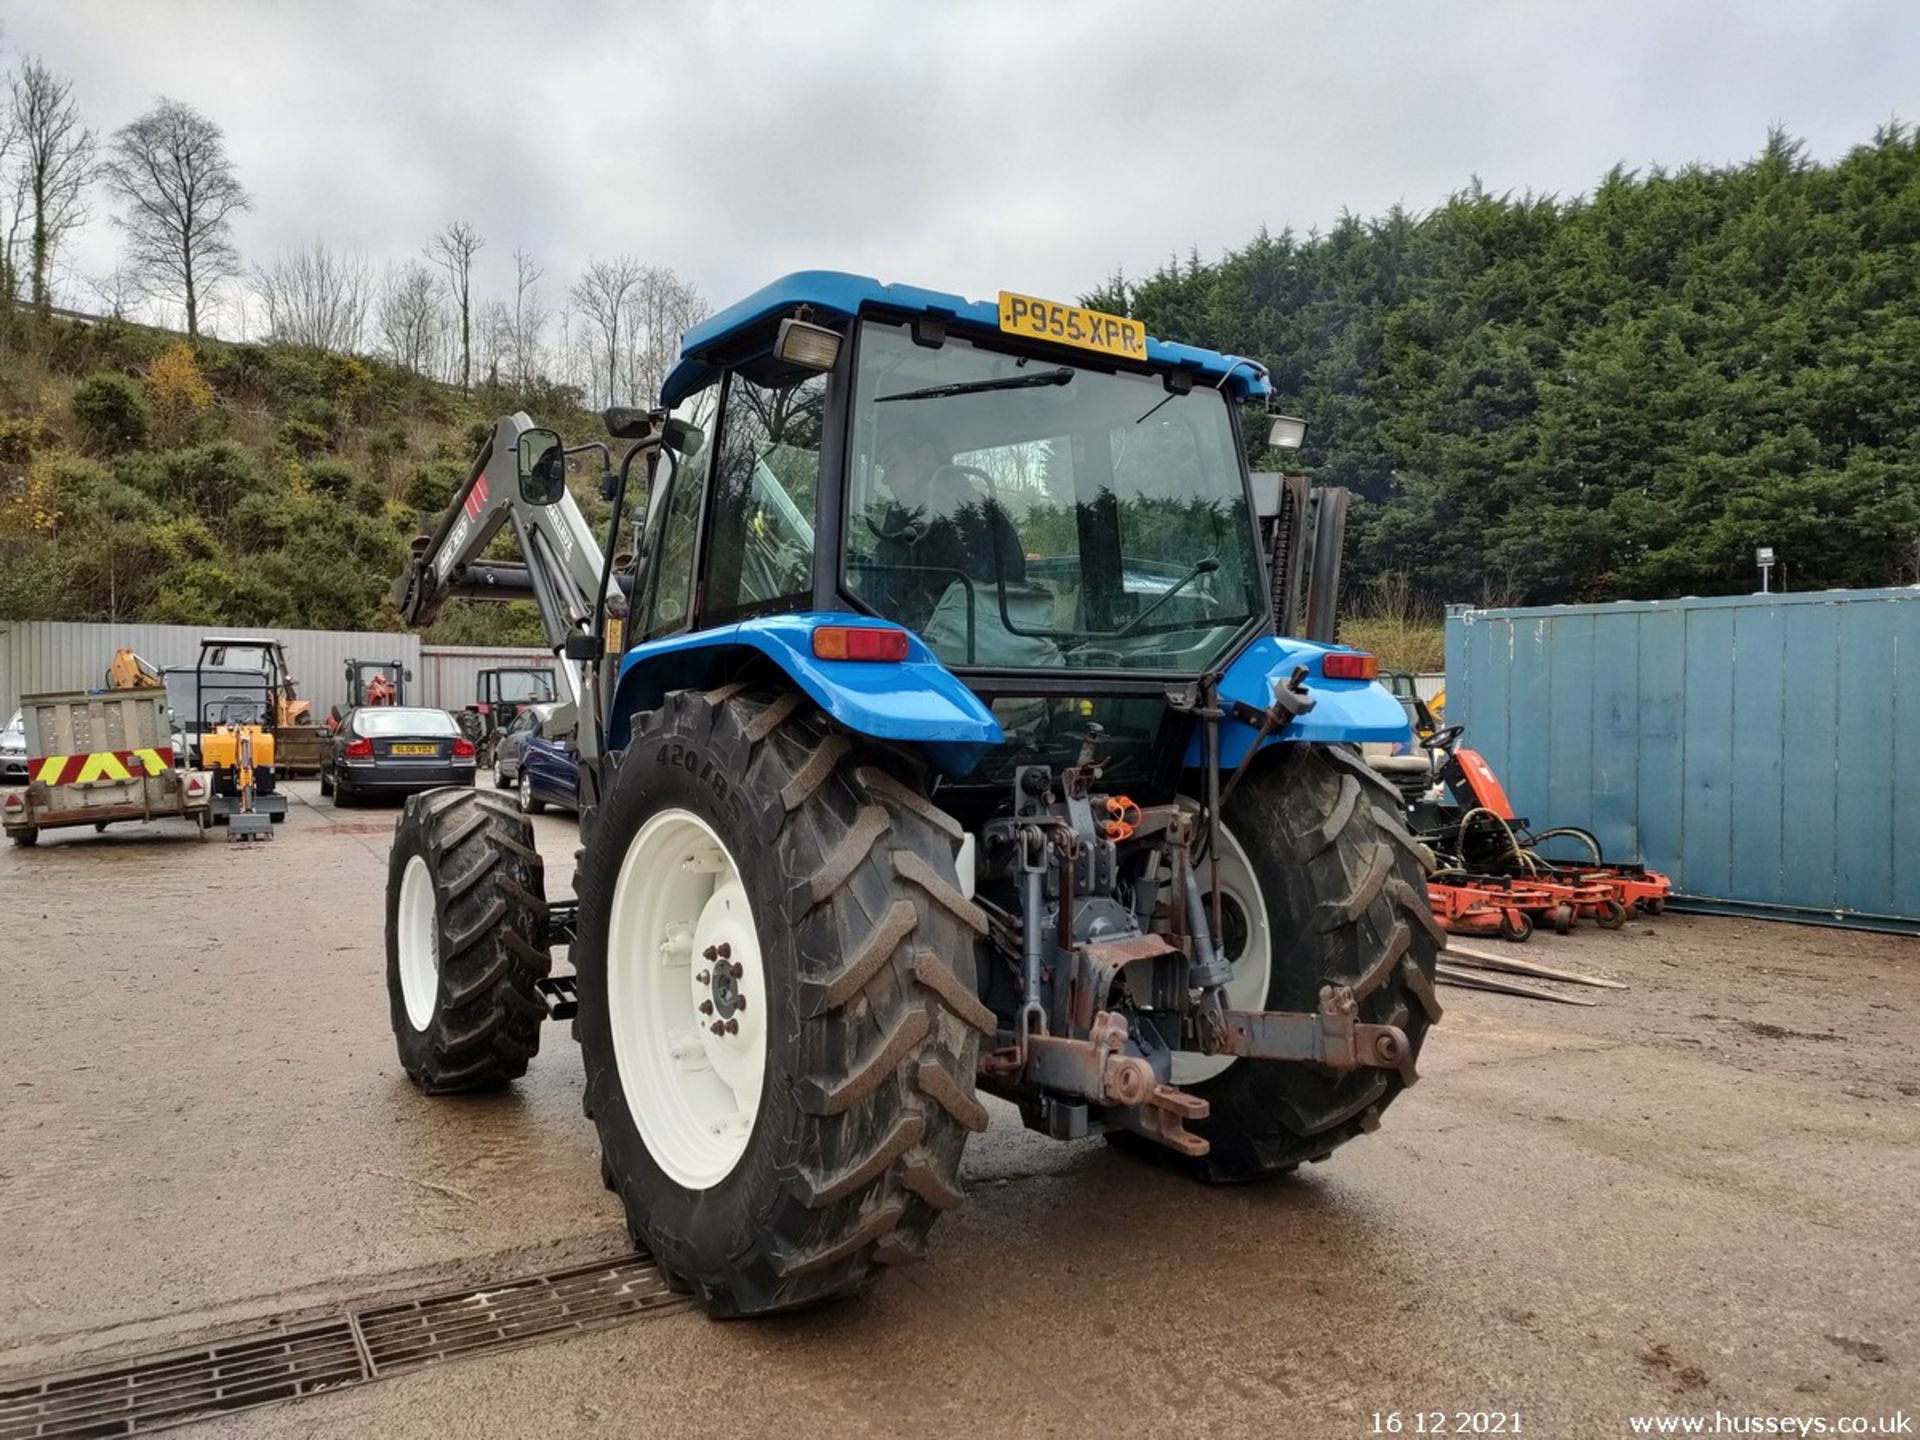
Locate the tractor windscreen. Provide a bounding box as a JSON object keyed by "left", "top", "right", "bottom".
{"left": 845, "top": 319, "right": 1264, "bottom": 674}
{"left": 491, "top": 671, "right": 556, "bottom": 704}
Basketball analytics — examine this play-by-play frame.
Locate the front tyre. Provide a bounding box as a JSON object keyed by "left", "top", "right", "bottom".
{"left": 1146, "top": 744, "right": 1444, "bottom": 1183}
{"left": 573, "top": 686, "right": 991, "bottom": 1317}
{"left": 385, "top": 789, "right": 551, "bottom": 1091}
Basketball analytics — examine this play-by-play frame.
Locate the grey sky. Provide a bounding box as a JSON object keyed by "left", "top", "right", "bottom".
{"left": 10, "top": 0, "right": 1918, "bottom": 328}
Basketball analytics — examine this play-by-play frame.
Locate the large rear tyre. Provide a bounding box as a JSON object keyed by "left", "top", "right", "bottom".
{"left": 573, "top": 685, "right": 990, "bottom": 1317}
{"left": 385, "top": 789, "right": 550, "bottom": 1092}
{"left": 1124, "top": 744, "right": 1443, "bottom": 1183}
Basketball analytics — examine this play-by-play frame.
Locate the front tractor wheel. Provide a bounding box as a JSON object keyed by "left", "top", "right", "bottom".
{"left": 573, "top": 686, "right": 990, "bottom": 1318}
{"left": 1132, "top": 744, "right": 1443, "bottom": 1183}
{"left": 385, "top": 789, "right": 551, "bottom": 1091}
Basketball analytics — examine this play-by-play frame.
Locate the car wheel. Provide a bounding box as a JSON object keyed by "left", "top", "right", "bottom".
{"left": 519, "top": 766, "right": 546, "bottom": 816}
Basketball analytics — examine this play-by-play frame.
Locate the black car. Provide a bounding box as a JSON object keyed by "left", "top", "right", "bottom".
{"left": 320, "top": 707, "right": 475, "bottom": 805}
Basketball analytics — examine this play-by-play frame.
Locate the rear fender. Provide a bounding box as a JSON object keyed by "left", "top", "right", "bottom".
{"left": 1182, "top": 635, "right": 1411, "bottom": 768}
{"left": 609, "top": 614, "right": 1002, "bottom": 775}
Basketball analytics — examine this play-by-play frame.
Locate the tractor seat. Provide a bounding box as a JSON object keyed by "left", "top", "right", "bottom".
{"left": 1362, "top": 745, "right": 1431, "bottom": 777}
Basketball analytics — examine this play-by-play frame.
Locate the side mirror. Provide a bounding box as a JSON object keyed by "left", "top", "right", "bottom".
{"left": 516, "top": 428, "right": 566, "bottom": 505}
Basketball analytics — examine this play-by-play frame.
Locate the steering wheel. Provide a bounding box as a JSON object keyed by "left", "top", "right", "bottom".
{"left": 1421, "top": 724, "right": 1464, "bottom": 752}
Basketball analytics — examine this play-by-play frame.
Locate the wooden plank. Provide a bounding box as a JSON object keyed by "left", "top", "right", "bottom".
{"left": 1435, "top": 963, "right": 1598, "bottom": 1006}
{"left": 1442, "top": 942, "right": 1628, "bottom": 989}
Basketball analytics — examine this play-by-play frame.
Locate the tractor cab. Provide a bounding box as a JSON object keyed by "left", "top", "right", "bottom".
{"left": 333, "top": 658, "right": 412, "bottom": 731}
{"left": 578, "top": 275, "right": 1377, "bottom": 814}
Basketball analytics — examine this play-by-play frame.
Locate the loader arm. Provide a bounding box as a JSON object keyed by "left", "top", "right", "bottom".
{"left": 392, "top": 412, "right": 619, "bottom": 762}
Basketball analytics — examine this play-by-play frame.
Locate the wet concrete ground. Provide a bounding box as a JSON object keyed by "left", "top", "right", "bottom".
{"left": 1, "top": 781, "right": 1914, "bottom": 1437}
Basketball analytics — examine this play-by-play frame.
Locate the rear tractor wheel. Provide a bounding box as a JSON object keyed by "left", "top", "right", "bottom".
{"left": 572, "top": 686, "right": 990, "bottom": 1317}
{"left": 385, "top": 789, "right": 551, "bottom": 1091}
{"left": 1124, "top": 743, "right": 1443, "bottom": 1183}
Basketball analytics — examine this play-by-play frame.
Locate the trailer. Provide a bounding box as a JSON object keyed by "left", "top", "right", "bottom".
{"left": 1, "top": 687, "right": 212, "bottom": 845}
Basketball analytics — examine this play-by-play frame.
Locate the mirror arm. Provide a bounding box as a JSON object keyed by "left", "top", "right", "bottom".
{"left": 592, "top": 438, "right": 657, "bottom": 654}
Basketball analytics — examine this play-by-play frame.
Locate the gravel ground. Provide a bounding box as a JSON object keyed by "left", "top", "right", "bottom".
{"left": 0, "top": 779, "right": 1913, "bottom": 1438}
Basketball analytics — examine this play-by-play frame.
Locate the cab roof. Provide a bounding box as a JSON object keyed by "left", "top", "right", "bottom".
{"left": 660, "top": 269, "right": 1272, "bottom": 408}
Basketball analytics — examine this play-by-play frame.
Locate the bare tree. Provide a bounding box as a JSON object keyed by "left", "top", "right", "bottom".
{"left": 254, "top": 242, "right": 371, "bottom": 351}
{"left": 376, "top": 260, "right": 441, "bottom": 374}
{"left": 425, "top": 219, "right": 483, "bottom": 394}
{"left": 8, "top": 58, "right": 97, "bottom": 312}
{"left": 81, "top": 262, "right": 144, "bottom": 321}
{"left": 509, "top": 246, "right": 546, "bottom": 389}
{"left": 99, "top": 97, "right": 249, "bottom": 338}
{"left": 570, "top": 255, "right": 645, "bottom": 407}
{"left": 620, "top": 266, "right": 709, "bottom": 409}
{"left": 0, "top": 78, "right": 22, "bottom": 306}
{"left": 473, "top": 297, "right": 513, "bottom": 389}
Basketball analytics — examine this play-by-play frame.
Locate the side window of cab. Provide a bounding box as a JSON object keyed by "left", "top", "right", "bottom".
{"left": 638, "top": 385, "right": 720, "bottom": 641}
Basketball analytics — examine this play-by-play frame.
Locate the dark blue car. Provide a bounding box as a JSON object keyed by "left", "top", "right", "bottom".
{"left": 492, "top": 701, "right": 578, "bottom": 815}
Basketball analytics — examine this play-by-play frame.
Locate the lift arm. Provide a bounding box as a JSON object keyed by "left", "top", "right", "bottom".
{"left": 391, "top": 412, "right": 622, "bottom": 761}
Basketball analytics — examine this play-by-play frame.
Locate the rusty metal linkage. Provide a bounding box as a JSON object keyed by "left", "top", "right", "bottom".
{"left": 1020, "top": 1010, "right": 1158, "bottom": 1107}
{"left": 1209, "top": 985, "right": 1417, "bottom": 1086}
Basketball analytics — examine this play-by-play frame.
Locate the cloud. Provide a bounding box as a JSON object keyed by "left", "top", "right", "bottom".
{"left": 11, "top": 0, "right": 1917, "bottom": 326}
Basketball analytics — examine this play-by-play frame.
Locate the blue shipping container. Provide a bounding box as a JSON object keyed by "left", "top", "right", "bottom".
{"left": 1444, "top": 588, "right": 1920, "bottom": 933}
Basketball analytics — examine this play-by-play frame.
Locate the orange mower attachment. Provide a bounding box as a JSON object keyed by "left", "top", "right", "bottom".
{"left": 1429, "top": 876, "right": 1547, "bottom": 942}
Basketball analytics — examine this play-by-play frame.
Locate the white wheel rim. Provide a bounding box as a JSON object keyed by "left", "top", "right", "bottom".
{"left": 397, "top": 854, "right": 439, "bottom": 1032}
{"left": 1171, "top": 816, "right": 1273, "bottom": 1085}
{"left": 519, "top": 769, "right": 531, "bottom": 810}
{"left": 607, "top": 808, "right": 766, "bottom": 1189}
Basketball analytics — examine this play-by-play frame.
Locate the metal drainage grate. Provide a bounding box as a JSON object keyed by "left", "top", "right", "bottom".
{"left": 0, "top": 1254, "right": 678, "bottom": 1439}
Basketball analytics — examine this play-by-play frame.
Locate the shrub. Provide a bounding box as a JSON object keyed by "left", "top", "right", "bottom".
{"left": 279, "top": 418, "right": 330, "bottom": 457}
{"left": 287, "top": 395, "right": 343, "bottom": 437}
{"left": 0, "top": 461, "right": 61, "bottom": 538}
{"left": 403, "top": 459, "right": 463, "bottom": 514}
{"left": 158, "top": 441, "right": 267, "bottom": 525}
{"left": 143, "top": 344, "right": 216, "bottom": 446}
{"left": 0, "top": 415, "right": 51, "bottom": 467}
{"left": 71, "top": 374, "right": 151, "bottom": 453}
{"left": 367, "top": 426, "right": 408, "bottom": 489}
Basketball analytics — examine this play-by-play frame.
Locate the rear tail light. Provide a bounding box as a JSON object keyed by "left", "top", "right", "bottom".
{"left": 344, "top": 737, "right": 373, "bottom": 759}
{"left": 452, "top": 737, "right": 476, "bottom": 758}
{"left": 1322, "top": 651, "right": 1379, "bottom": 680}
{"left": 811, "top": 625, "right": 911, "bottom": 663}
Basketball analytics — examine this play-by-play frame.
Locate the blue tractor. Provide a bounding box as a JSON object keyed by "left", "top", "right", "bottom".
{"left": 384, "top": 273, "right": 1442, "bottom": 1317}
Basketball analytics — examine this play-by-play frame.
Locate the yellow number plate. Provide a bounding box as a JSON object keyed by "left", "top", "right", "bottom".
{"left": 997, "top": 291, "right": 1146, "bottom": 361}
{"left": 391, "top": 743, "right": 436, "bottom": 756}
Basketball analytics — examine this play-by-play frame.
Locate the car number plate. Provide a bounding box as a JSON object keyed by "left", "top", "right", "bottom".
{"left": 997, "top": 291, "right": 1146, "bottom": 361}
{"left": 391, "top": 743, "right": 437, "bottom": 756}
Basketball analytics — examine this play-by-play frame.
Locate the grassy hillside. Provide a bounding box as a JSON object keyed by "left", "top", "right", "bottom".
{"left": 0, "top": 312, "right": 603, "bottom": 644}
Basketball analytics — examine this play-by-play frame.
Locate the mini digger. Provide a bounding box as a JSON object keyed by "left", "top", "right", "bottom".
{"left": 187, "top": 644, "right": 288, "bottom": 834}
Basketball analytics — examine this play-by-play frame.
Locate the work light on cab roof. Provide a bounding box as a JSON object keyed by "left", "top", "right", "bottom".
{"left": 380, "top": 267, "right": 1436, "bottom": 1322}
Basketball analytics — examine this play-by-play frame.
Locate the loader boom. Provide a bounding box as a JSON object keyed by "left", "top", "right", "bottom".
{"left": 392, "top": 412, "right": 621, "bottom": 763}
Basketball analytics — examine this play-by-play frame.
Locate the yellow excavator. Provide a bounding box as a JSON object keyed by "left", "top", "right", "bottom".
{"left": 189, "top": 651, "right": 287, "bottom": 836}
{"left": 198, "top": 638, "right": 324, "bottom": 774}
{"left": 106, "top": 648, "right": 165, "bottom": 690}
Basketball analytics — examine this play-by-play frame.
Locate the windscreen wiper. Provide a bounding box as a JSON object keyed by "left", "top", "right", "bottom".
{"left": 1111, "top": 557, "right": 1220, "bottom": 638}
{"left": 877, "top": 367, "right": 1074, "bottom": 403}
